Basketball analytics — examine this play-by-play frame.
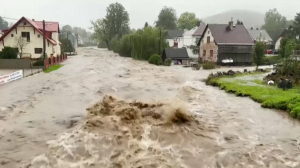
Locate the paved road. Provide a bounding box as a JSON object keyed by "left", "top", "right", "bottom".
{"left": 0, "top": 47, "right": 298, "bottom": 168}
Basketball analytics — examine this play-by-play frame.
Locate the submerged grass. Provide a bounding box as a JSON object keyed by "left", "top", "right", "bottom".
{"left": 44, "top": 64, "right": 63, "bottom": 73}
{"left": 207, "top": 76, "right": 300, "bottom": 119}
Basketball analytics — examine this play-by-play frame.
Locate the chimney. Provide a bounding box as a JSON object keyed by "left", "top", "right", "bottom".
{"left": 228, "top": 21, "right": 233, "bottom": 30}
{"left": 250, "top": 27, "right": 253, "bottom": 30}
{"left": 32, "top": 19, "right": 35, "bottom": 21}
{"left": 196, "top": 21, "right": 201, "bottom": 27}
{"left": 256, "top": 28, "right": 259, "bottom": 30}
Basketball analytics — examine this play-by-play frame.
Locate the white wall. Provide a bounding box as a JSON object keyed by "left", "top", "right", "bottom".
{"left": 275, "top": 37, "right": 282, "bottom": 50}
{"left": 0, "top": 20, "right": 59, "bottom": 58}
{"left": 200, "top": 27, "right": 218, "bottom": 62}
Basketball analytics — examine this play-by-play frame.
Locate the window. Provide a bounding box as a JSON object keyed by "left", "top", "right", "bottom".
{"left": 35, "top": 48, "right": 43, "bottom": 54}
{"left": 21, "top": 32, "right": 30, "bottom": 42}
{"left": 24, "top": 22, "right": 27, "bottom": 25}
{"left": 210, "top": 50, "right": 213, "bottom": 56}
{"left": 11, "top": 34, "right": 14, "bottom": 37}
{"left": 203, "top": 50, "right": 206, "bottom": 56}
{"left": 207, "top": 36, "right": 210, "bottom": 43}
{"left": 208, "top": 31, "right": 210, "bottom": 34}
{"left": 38, "top": 34, "right": 40, "bottom": 38}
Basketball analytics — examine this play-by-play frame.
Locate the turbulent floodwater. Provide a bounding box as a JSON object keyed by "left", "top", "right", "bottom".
{"left": 1, "top": 48, "right": 300, "bottom": 168}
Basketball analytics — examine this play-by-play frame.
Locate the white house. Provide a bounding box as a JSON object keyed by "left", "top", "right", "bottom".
{"left": 183, "top": 24, "right": 206, "bottom": 58}
{"left": 0, "top": 17, "right": 61, "bottom": 58}
{"left": 274, "top": 30, "right": 287, "bottom": 50}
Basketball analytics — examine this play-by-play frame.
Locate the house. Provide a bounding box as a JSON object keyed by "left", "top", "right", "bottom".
{"left": 0, "top": 17, "right": 61, "bottom": 58}
{"left": 183, "top": 23, "right": 206, "bottom": 58}
{"left": 162, "top": 48, "right": 190, "bottom": 65}
{"left": 247, "top": 28, "right": 272, "bottom": 44}
{"left": 198, "top": 22, "right": 254, "bottom": 64}
{"left": 274, "top": 29, "right": 286, "bottom": 50}
{"left": 166, "top": 30, "right": 184, "bottom": 48}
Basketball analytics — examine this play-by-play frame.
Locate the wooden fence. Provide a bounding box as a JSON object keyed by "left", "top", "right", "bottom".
{"left": 0, "top": 59, "right": 32, "bottom": 69}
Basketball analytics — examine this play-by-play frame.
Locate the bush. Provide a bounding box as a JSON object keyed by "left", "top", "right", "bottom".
{"left": 148, "top": 54, "right": 163, "bottom": 65}
{"left": 262, "top": 56, "right": 282, "bottom": 65}
{"left": 164, "top": 58, "right": 172, "bottom": 66}
{"left": 0, "top": 47, "right": 18, "bottom": 59}
{"left": 202, "top": 62, "right": 216, "bottom": 69}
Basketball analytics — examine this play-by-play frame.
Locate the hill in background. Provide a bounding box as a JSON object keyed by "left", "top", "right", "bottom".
{"left": 202, "top": 9, "right": 265, "bottom": 29}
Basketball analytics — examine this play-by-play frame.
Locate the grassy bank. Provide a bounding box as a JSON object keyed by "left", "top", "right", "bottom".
{"left": 207, "top": 75, "right": 300, "bottom": 119}
{"left": 44, "top": 64, "right": 63, "bottom": 73}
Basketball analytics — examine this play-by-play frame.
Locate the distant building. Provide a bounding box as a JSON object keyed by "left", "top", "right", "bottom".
{"left": 198, "top": 22, "right": 254, "bottom": 64}
{"left": 162, "top": 48, "right": 190, "bottom": 65}
{"left": 183, "top": 23, "right": 206, "bottom": 58}
{"left": 274, "top": 29, "right": 287, "bottom": 50}
{"left": 0, "top": 17, "right": 61, "bottom": 58}
{"left": 166, "top": 30, "right": 184, "bottom": 48}
{"left": 247, "top": 28, "right": 272, "bottom": 44}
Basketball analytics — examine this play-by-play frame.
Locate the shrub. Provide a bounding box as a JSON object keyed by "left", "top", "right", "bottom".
{"left": 148, "top": 54, "right": 163, "bottom": 65}
{"left": 164, "top": 58, "right": 172, "bottom": 66}
{"left": 202, "top": 62, "right": 216, "bottom": 69}
{"left": 262, "top": 56, "right": 282, "bottom": 65}
{"left": 0, "top": 47, "right": 18, "bottom": 59}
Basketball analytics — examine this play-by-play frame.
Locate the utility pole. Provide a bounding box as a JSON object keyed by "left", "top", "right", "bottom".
{"left": 43, "top": 20, "right": 46, "bottom": 59}
{"left": 159, "top": 27, "right": 161, "bottom": 55}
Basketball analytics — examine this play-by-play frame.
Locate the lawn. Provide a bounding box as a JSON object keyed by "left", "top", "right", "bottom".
{"left": 207, "top": 74, "right": 300, "bottom": 119}
{"left": 44, "top": 64, "right": 63, "bottom": 73}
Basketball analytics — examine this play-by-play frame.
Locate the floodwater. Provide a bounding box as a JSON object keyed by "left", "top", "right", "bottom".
{"left": 0, "top": 48, "right": 300, "bottom": 168}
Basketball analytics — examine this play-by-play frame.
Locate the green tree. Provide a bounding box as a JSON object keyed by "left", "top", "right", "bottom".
{"left": 155, "top": 7, "right": 177, "bottom": 30}
{"left": 261, "top": 9, "right": 288, "bottom": 40}
{"left": 279, "top": 37, "right": 289, "bottom": 58}
{"left": 293, "top": 13, "right": 300, "bottom": 39}
{"left": 178, "top": 12, "right": 202, "bottom": 30}
{"left": 144, "top": 22, "right": 149, "bottom": 28}
{"left": 0, "top": 47, "right": 18, "bottom": 59}
{"left": 0, "top": 16, "right": 8, "bottom": 30}
{"left": 61, "top": 25, "right": 72, "bottom": 33}
{"left": 253, "top": 42, "right": 266, "bottom": 68}
{"left": 285, "top": 39, "right": 298, "bottom": 57}
{"left": 91, "top": 2, "right": 130, "bottom": 49}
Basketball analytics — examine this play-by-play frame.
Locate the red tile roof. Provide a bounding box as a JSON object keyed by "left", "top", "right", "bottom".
{"left": 34, "top": 21, "right": 60, "bottom": 32}
{"left": 0, "top": 17, "right": 59, "bottom": 45}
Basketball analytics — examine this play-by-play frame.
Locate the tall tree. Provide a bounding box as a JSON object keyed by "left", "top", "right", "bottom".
{"left": 144, "top": 22, "right": 149, "bottom": 28}
{"left": 91, "top": 2, "right": 130, "bottom": 49}
{"left": 0, "top": 17, "right": 8, "bottom": 30}
{"left": 253, "top": 42, "right": 266, "bottom": 68}
{"left": 61, "top": 25, "right": 73, "bottom": 33}
{"left": 178, "top": 12, "right": 202, "bottom": 30}
{"left": 261, "top": 9, "right": 288, "bottom": 41}
{"left": 155, "top": 7, "right": 177, "bottom": 30}
{"left": 293, "top": 13, "right": 300, "bottom": 39}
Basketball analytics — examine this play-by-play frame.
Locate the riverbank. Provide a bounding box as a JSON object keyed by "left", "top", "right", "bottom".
{"left": 206, "top": 72, "right": 300, "bottom": 119}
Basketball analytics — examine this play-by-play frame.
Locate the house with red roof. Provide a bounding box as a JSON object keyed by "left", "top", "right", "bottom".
{"left": 0, "top": 17, "right": 61, "bottom": 58}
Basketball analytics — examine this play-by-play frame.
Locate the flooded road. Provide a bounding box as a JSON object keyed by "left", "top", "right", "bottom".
{"left": 0, "top": 48, "right": 299, "bottom": 168}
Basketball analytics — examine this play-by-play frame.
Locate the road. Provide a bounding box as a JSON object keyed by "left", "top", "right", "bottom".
{"left": 0, "top": 48, "right": 300, "bottom": 168}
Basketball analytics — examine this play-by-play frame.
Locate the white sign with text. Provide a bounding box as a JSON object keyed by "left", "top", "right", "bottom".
{"left": 0, "top": 70, "right": 23, "bottom": 85}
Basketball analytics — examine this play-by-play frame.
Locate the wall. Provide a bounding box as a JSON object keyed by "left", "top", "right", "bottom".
{"left": 0, "top": 20, "right": 58, "bottom": 58}
{"left": 199, "top": 27, "right": 218, "bottom": 62}
{"left": 275, "top": 37, "right": 282, "bottom": 50}
{"left": 52, "top": 32, "right": 61, "bottom": 56}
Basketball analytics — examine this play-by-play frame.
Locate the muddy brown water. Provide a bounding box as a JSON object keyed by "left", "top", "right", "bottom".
{"left": 0, "top": 48, "right": 299, "bottom": 168}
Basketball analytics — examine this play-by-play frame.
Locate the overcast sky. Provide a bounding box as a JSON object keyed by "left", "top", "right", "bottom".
{"left": 0, "top": 0, "right": 299, "bottom": 30}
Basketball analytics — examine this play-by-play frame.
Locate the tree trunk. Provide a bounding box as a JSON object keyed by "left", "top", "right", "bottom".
{"left": 105, "top": 41, "right": 110, "bottom": 50}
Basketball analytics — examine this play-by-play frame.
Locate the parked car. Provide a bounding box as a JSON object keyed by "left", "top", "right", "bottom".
{"left": 266, "top": 49, "right": 273, "bottom": 54}
{"left": 272, "top": 49, "right": 279, "bottom": 54}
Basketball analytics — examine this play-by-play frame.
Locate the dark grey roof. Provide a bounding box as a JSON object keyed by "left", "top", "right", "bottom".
{"left": 247, "top": 29, "right": 272, "bottom": 42}
{"left": 164, "top": 48, "right": 190, "bottom": 59}
{"left": 192, "top": 24, "right": 206, "bottom": 36}
{"left": 167, "top": 30, "right": 184, "bottom": 39}
{"left": 202, "top": 24, "right": 254, "bottom": 45}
